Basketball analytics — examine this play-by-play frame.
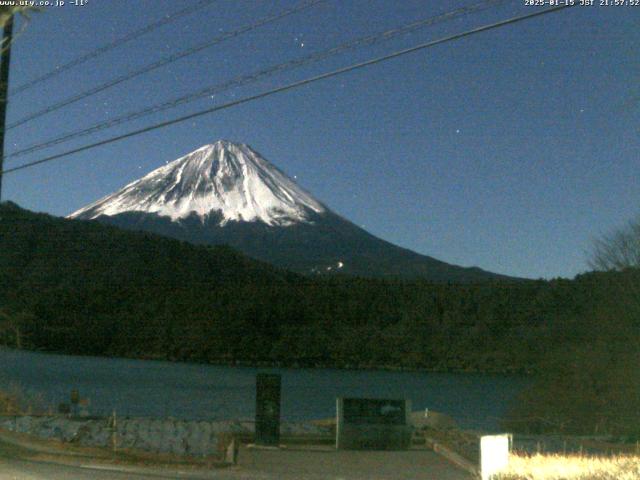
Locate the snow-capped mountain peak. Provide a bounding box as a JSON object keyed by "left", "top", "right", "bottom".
{"left": 69, "top": 140, "right": 326, "bottom": 226}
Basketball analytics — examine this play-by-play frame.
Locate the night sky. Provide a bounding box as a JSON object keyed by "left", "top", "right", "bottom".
{"left": 3, "top": 0, "right": 639, "bottom": 279}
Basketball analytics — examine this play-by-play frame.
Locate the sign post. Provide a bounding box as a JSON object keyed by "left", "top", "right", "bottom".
{"left": 255, "top": 373, "right": 281, "bottom": 447}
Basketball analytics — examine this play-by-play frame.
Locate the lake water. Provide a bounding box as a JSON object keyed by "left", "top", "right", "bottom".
{"left": 0, "top": 348, "right": 529, "bottom": 431}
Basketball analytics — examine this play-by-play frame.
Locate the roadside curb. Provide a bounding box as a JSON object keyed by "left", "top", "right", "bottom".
{"left": 425, "top": 436, "right": 479, "bottom": 478}
{"left": 0, "top": 428, "right": 106, "bottom": 458}
{"left": 0, "top": 428, "right": 234, "bottom": 479}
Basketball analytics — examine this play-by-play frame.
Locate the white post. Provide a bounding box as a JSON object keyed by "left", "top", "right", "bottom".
{"left": 480, "top": 434, "right": 511, "bottom": 480}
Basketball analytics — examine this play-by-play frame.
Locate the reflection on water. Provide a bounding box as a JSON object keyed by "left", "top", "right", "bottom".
{"left": 0, "top": 348, "right": 529, "bottom": 431}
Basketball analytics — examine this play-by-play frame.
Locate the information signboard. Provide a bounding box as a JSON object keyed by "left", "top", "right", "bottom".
{"left": 336, "top": 397, "right": 412, "bottom": 450}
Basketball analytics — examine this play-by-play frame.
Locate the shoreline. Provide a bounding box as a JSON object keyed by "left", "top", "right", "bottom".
{"left": 0, "top": 346, "right": 536, "bottom": 376}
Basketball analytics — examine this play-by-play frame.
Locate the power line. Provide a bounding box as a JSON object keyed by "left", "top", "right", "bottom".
{"left": 1, "top": 4, "right": 575, "bottom": 177}
{"left": 5, "top": 0, "right": 511, "bottom": 161}
{"left": 10, "top": 0, "right": 219, "bottom": 96}
{"left": 5, "top": 0, "right": 325, "bottom": 131}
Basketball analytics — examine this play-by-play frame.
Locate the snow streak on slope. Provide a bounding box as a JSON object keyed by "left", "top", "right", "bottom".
{"left": 69, "top": 140, "right": 326, "bottom": 226}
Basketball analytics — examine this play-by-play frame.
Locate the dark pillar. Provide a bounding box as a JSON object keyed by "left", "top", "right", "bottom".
{"left": 255, "top": 373, "right": 281, "bottom": 446}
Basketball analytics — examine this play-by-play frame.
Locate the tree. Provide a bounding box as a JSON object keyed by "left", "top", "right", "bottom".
{"left": 0, "top": 308, "right": 34, "bottom": 349}
{"left": 501, "top": 223, "right": 640, "bottom": 437}
{"left": 589, "top": 214, "right": 640, "bottom": 271}
{"left": 589, "top": 215, "right": 640, "bottom": 323}
{"left": 501, "top": 274, "right": 640, "bottom": 437}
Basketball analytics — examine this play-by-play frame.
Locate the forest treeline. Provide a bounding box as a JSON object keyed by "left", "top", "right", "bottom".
{"left": 1, "top": 201, "right": 632, "bottom": 377}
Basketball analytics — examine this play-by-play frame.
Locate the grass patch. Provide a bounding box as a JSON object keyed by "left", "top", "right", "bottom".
{"left": 496, "top": 453, "right": 640, "bottom": 480}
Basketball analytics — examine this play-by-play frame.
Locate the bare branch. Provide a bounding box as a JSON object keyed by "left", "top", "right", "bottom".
{"left": 589, "top": 214, "right": 640, "bottom": 271}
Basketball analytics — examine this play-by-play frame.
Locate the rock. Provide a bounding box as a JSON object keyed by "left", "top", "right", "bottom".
{"left": 310, "top": 417, "right": 336, "bottom": 428}
{"left": 119, "top": 419, "right": 138, "bottom": 448}
{"left": 14, "top": 416, "right": 34, "bottom": 433}
{"left": 282, "top": 422, "right": 330, "bottom": 436}
{"left": 410, "top": 410, "right": 457, "bottom": 430}
{"left": 0, "top": 417, "right": 14, "bottom": 430}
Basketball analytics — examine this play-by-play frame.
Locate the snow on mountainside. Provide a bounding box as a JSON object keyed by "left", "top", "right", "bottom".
{"left": 69, "top": 140, "right": 325, "bottom": 226}
{"left": 68, "top": 139, "right": 515, "bottom": 282}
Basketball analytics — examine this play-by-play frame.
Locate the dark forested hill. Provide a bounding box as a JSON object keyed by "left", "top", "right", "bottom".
{"left": 0, "top": 202, "right": 626, "bottom": 374}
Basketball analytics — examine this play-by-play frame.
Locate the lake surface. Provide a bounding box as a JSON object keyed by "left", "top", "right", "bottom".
{"left": 0, "top": 348, "right": 529, "bottom": 431}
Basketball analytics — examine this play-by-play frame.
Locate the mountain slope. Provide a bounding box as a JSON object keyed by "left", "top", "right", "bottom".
{"left": 70, "top": 140, "right": 512, "bottom": 282}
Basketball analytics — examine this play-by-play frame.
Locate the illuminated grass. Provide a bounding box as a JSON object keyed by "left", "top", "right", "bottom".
{"left": 495, "top": 453, "right": 640, "bottom": 480}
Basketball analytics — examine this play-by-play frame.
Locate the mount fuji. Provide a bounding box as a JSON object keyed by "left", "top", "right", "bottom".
{"left": 69, "top": 140, "right": 509, "bottom": 282}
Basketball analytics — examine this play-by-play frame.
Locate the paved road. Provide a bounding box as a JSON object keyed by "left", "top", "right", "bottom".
{"left": 240, "top": 445, "right": 472, "bottom": 480}
{"left": 0, "top": 441, "right": 471, "bottom": 480}
{"left": 0, "top": 457, "right": 170, "bottom": 480}
{"left": 0, "top": 441, "right": 220, "bottom": 480}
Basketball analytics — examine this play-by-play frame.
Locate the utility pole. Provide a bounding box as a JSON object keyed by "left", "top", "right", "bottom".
{"left": 0, "top": 14, "right": 13, "bottom": 202}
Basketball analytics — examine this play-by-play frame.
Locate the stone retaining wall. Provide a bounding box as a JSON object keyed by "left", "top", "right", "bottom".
{"left": 0, "top": 416, "right": 330, "bottom": 456}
